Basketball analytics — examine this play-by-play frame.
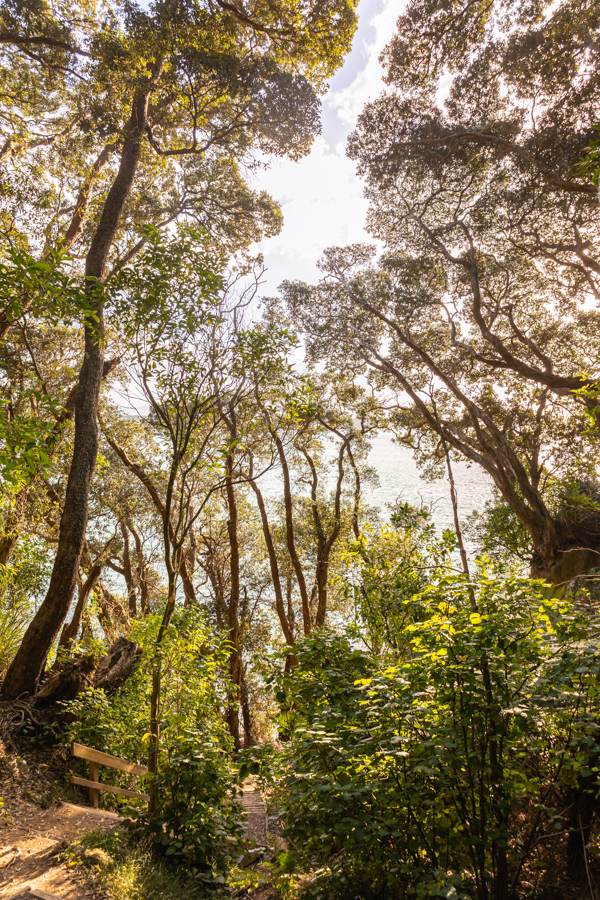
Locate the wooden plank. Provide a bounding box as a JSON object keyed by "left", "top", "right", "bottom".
{"left": 71, "top": 775, "right": 149, "bottom": 802}
{"left": 88, "top": 760, "right": 100, "bottom": 808}
{"left": 72, "top": 741, "right": 148, "bottom": 776}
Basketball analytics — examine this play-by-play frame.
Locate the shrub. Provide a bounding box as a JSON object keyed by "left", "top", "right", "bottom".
{"left": 278, "top": 572, "right": 600, "bottom": 898}
{"left": 0, "top": 536, "right": 49, "bottom": 678}
{"left": 64, "top": 607, "right": 242, "bottom": 879}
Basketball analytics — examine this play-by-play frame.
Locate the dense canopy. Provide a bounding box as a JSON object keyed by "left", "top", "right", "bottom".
{"left": 0, "top": 1, "right": 599, "bottom": 897}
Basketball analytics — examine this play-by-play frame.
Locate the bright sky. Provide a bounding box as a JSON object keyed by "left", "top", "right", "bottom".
{"left": 252, "top": 0, "right": 403, "bottom": 295}
{"left": 251, "top": 0, "right": 492, "bottom": 527}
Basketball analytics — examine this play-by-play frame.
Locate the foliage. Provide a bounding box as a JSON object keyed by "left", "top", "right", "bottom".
{"left": 277, "top": 573, "right": 600, "bottom": 898}
{"left": 466, "top": 499, "right": 531, "bottom": 571}
{"left": 343, "top": 503, "right": 455, "bottom": 654}
{"left": 143, "top": 727, "right": 243, "bottom": 878}
{"left": 63, "top": 828, "right": 212, "bottom": 899}
{"left": 64, "top": 608, "right": 242, "bottom": 877}
{"left": 0, "top": 537, "right": 50, "bottom": 677}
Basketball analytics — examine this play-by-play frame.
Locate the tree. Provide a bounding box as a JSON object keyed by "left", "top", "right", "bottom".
{"left": 279, "top": 0, "right": 600, "bottom": 587}
{"left": 345, "top": 0, "right": 600, "bottom": 413}
{"left": 0, "top": 0, "right": 358, "bottom": 699}
{"left": 282, "top": 242, "right": 600, "bottom": 584}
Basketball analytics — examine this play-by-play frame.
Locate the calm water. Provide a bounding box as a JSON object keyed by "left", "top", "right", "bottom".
{"left": 367, "top": 434, "right": 492, "bottom": 530}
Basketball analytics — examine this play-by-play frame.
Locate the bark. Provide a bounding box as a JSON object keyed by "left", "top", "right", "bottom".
{"left": 301, "top": 441, "right": 346, "bottom": 628}
{"left": 180, "top": 552, "right": 197, "bottom": 607}
{"left": 0, "top": 532, "right": 17, "bottom": 567}
{"left": 120, "top": 520, "right": 137, "bottom": 617}
{"left": 58, "top": 560, "right": 103, "bottom": 649}
{"left": 240, "top": 665, "right": 254, "bottom": 748}
{"left": 565, "top": 762, "right": 598, "bottom": 882}
{"left": 1, "top": 88, "right": 151, "bottom": 700}
{"left": 224, "top": 450, "right": 242, "bottom": 750}
{"left": 103, "top": 429, "right": 197, "bottom": 607}
{"left": 274, "top": 433, "right": 312, "bottom": 634}
{"left": 61, "top": 145, "right": 112, "bottom": 251}
{"left": 129, "top": 520, "right": 150, "bottom": 614}
{"left": 33, "top": 637, "right": 141, "bottom": 710}
{"left": 94, "top": 637, "right": 142, "bottom": 693}
{"left": 249, "top": 474, "right": 295, "bottom": 645}
{"left": 148, "top": 568, "right": 178, "bottom": 814}
{"left": 96, "top": 582, "right": 129, "bottom": 644}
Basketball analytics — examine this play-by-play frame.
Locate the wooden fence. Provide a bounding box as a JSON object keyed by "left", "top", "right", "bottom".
{"left": 71, "top": 741, "right": 149, "bottom": 807}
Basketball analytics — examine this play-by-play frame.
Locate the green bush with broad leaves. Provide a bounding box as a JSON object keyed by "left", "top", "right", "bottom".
{"left": 64, "top": 607, "right": 242, "bottom": 880}
{"left": 277, "top": 571, "right": 600, "bottom": 899}
{"left": 0, "top": 537, "right": 50, "bottom": 678}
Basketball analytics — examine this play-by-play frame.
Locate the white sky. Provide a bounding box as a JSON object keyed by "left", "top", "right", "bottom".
{"left": 251, "top": 0, "right": 403, "bottom": 295}
{"left": 249, "top": 0, "right": 491, "bottom": 526}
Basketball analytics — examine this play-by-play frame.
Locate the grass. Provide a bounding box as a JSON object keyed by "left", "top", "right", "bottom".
{"left": 64, "top": 828, "right": 222, "bottom": 899}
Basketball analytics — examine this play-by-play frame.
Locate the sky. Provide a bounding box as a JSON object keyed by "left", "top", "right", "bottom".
{"left": 250, "top": 0, "right": 492, "bottom": 528}
{"left": 251, "top": 0, "right": 403, "bottom": 295}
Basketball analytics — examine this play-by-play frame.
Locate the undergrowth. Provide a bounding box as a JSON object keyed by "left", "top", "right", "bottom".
{"left": 63, "top": 828, "right": 225, "bottom": 899}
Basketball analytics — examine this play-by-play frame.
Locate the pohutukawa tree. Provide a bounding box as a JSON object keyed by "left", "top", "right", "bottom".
{"left": 283, "top": 241, "right": 600, "bottom": 585}
{"left": 347, "top": 0, "right": 600, "bottom": 415}
{"left": 0, "top": 0, "right": 358, "bottom": 698}
{"left": 280, "top": 0, "right": 600, "bottom": 587}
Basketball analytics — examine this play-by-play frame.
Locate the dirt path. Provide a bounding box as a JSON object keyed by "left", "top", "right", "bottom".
{"left": 0, "top": 799, "right": 120, "bottom": 899}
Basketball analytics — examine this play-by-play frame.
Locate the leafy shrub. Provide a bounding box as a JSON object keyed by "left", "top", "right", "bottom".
{"left": 0, "top": 536, "right": 49, "bottom": 677}
{"left": 278, "top": 572, "right": 600, "bottom": 898}
{"left": 64, "top": 607, "right": 242, "bottom": 878}
{"left": 343, "top": 505, "right": 455, "bottom": 656}
{"left": 64, "top": 828, "right": 209, "bottom": 899}
{"left": 146, "top": 728, "right": 242, "bottom": 877}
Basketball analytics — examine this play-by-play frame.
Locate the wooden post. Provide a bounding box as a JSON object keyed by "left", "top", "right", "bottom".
{"left": 88, "top": 761, "right": 100, "bottom": 808}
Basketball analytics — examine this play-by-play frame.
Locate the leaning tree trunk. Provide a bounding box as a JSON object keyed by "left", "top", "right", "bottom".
{"left": 1, "top": 89, "right": 150, "bottom": 700}
{"left": 240, "top": 665, "right": 254, "bottom": 748}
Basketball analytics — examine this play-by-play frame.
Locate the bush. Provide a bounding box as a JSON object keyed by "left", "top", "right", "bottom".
{"left": 64, "top": 828, "right": 212, "bottom": 899}
{"left": 64, "top": 607, "right": 242, "bottom": 879}
{"left": 0, "top": 536, "right": 49, "bottom": 678}
{"left": 145, "top": 727, "right": 243, "bottom": 877}
{"left": 278, "top": 572, "right": 600, "bottom": 898}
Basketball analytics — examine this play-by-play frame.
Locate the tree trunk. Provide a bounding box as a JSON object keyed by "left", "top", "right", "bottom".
{"left": 0, "top": 532, "right": 17, "bottom": 567}
{"left": 1, "top": 88, "right": 150, "bottom": 700}
{"left": 224, "top": 452, "right": 242, "bottom": 751}
{"left": 129, "top": 520, "right": 150, "bottom": 614}
{"left": 148, "top": 567, "right": 178, "bottom": 815}
{"left": 96, "top": 582, "right": 129, "bottom": 644}
{"left": 240, "top": 665, "right": 254, "bottom": 748}
{"left": 565, "top": 786, "right": 597, "bottom": 882}
{"left": 121, "top": 520, "right": 137, "bottom": 617}
{"left": 180, "top": 553, "right": 196, "bottom": 607}
{"left": 249, "top": 476, "right": 295, "bottom": 645}
{"left": 274, "top": 434, "right": 312, "bottom": 634}
{"left": 33, "top": 637, "right": 141, "bottom": 710}
{"left": 58, "top": 561, "right": 103, "bottom": 649}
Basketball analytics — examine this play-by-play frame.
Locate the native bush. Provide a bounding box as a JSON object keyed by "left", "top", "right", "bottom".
{"left": 278, "top": 572, "right": 600, "bottom": 898}
{"left": 64, "top": 608, "right": 242, "bottom": 877}
{"left": 0, "top": 537, "right": 49, "bottom": 678}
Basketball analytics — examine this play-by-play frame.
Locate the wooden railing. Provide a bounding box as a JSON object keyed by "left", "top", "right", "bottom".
{"left": 71, "top": 741, "right": 149, "bottom": 807}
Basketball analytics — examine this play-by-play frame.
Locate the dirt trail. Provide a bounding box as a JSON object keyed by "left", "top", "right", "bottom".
{"left": 0, "top": 777, "right": 270, "bottom": 898}
{"left": 0, "top": 799, "right": 120, "bottom": 899}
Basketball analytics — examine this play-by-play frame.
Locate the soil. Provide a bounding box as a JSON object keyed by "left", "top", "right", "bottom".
{"left": 0, "top": 798, "right": 120, "bottom": 899}
{"left": 0, "top": 744, "right": 120, "bottom": 899}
